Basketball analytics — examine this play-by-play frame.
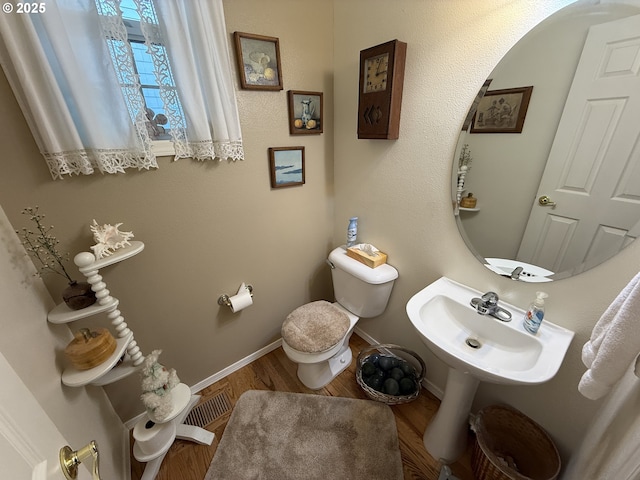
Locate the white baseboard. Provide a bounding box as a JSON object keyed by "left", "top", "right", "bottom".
{"left": 125, "top": 329, "right": 443, "bottom": 427}
{"left": 190, "top": 338, "right": 283, "bottom": 393}
{"left": 353, "top": 326, "right": 377, "bottom": 345}
{"left": 422, "top": 377, "right": 444, "bottom": 400}
{"left": 125, "top": 338, "right": 283, "bottom": 429}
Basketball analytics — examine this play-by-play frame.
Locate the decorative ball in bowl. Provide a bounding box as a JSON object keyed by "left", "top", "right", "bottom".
{"left": 356, "top": 344, "right": 426, "bottom": 405}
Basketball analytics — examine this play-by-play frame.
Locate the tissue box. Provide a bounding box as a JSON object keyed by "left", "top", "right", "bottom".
{"left": 347, "top": 246, "right": 388, "bottom": 268}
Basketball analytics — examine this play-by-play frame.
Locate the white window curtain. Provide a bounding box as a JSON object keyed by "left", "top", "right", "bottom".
{"left": 150, "top": 0, "right": 244, "bottom": 162}
{"left": 0, "top": 0, "right": 243, "bottom": 180}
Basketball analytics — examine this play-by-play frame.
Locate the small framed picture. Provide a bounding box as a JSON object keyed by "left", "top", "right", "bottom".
{"left": 268, "top": 147, "right": 305, "bottom": 188}
{"left": 470, "top": 86, "right": 533, "bottom": 133}
{"left": 287, "top": 90, "right": 323, "bottom": 134}
{"left": 233, "top": 31, "right": 283, "bottom": 90}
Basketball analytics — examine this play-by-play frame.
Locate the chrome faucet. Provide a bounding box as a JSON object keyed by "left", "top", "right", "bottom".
{"left": 510, "top": 266, "right": 523, "bottom": 280}
{"left": 470, "top": 291, "right": 512, "bottom": 322}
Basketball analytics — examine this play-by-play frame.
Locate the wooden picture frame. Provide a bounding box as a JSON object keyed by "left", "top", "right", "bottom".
{"left": 233, "top": 32, "right": 283, "bottom": 90}
{"left": 470, "top": 86, "right": 533, "bottom": 133}
{"left": 268, "top": 147, "right": 305, "bottom": 188}
{"left": 287, "top": 90, "right": 323, "bottom": 135}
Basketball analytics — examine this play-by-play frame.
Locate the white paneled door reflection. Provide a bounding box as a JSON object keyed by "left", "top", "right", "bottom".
{"left": 518, "top": 14, "right": 640, "bottom": 276}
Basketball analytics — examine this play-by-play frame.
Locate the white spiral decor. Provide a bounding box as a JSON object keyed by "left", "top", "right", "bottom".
{"left": 74, "top": 251, "right": 144, "bottom": 366}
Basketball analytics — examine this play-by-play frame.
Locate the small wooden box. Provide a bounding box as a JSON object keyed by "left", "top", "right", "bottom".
{"left": 65, "top": 328, "right": 116, "bottom": 371}
{"left": 460, "top": 193, "right": 477, "bottom": 208}
{"left": 346, "top": 247, "right": 388, "bottom": 268}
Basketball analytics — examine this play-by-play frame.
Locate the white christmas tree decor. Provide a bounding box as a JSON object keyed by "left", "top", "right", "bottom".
{"left": 140, "top": 349, "right": 180, "bottom": 422}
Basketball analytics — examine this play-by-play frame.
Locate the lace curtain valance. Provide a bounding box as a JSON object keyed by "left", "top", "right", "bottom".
{"left": 0, "top": 0, "right": 244, "bottom": 180}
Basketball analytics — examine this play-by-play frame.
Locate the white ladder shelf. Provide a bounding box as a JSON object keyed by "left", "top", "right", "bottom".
{"left": 47, "top": 241, "right": 146, "bottom": 387}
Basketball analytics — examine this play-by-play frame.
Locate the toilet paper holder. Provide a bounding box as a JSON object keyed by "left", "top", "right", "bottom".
{"left": 218, "top": 284, "right": 253, "bottom": 309}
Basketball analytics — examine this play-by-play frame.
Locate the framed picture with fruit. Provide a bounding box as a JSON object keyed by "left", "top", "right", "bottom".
{"left": 287, "top": 90, "right": 323, "bottom": 135}
{"left": 233, "top": 31, "right": 283, "bottom": 90}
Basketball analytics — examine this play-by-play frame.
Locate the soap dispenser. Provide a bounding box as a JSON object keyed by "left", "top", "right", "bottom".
{"left": 523, "top": 291, "right": 548, "bottom": 334}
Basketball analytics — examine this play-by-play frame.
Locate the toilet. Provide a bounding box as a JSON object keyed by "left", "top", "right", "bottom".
{"left": 281, "top": 246, "right": 398, "bottom": 389}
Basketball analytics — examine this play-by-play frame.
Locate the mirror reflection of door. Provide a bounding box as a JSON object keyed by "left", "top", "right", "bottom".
{"left": 517, "top": 14, "right": 640, "bottom": 277}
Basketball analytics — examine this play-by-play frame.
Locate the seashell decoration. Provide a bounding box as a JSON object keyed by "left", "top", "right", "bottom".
{"left": 90, "top": 220, "right": 134, "bottom": 260}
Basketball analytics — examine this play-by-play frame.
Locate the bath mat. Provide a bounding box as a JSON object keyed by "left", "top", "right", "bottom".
{"left": 204, "top": 390, "right": 404, "bottom": 480}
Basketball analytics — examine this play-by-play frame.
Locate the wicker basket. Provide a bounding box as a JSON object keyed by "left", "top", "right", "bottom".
{"left": 471, "top": 405, "right": 561, "bottom": 480}
{"left": 356, "top": 344, "right": 426, "bottom": 405}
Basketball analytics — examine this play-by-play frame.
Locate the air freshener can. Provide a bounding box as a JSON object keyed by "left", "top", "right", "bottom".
{"left": 346, "top": 217, "right": 358, "bottom": 247}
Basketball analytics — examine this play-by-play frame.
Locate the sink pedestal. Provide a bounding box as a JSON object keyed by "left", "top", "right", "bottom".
{"left": 424, "top": 367, "right": 479, "bottom": 463}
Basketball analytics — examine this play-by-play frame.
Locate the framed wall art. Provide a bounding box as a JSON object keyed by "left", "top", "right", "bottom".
{"left": 470, "top": 86, "right": 533, "bottom": 134}
{"left": 233, "top": 32, "right": 283, "bottom": 90}
{"left": 287, "top": 90, "right": 323, "bottom": 135}
{"left": 268, "top": 147, "right": 305, "bottom": 188}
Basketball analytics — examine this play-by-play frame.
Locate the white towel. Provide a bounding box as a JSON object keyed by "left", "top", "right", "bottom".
{"left": 578, "top": 272, "right": 640, "bottom": 400}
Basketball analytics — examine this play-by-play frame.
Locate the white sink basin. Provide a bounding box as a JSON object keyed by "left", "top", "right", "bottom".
{"left": 405, "top": 276, "right": 574, "bottom": 463}
{"left": 406, "top": 276, "right": 573, "bottom": 385}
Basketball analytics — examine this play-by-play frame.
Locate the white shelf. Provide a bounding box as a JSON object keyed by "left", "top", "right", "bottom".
{"left": 83, "top": 241, "right": 145, "bottom": 271}
{"left": 459, "top": 206, "right": 480, "bottom": 212}
{"left": 62, "top": 332, "right": 133, "bottom": 387}
{"left": 48, "top": 298, "right": 119, "bottom": 324}
{"left": 50, "top": 241, "right": 146, "bottom": 388}
{"left": 91, "top": 354, "right": 141, "bottom": 386}
{"left": 132, "top": 392, "right": 214, "bottom": 477}
{"left": 147, "top": 383, "right": 192, "bottom": 424}
{"left": 133, "top": 424, "right": 177, "bottom": 463}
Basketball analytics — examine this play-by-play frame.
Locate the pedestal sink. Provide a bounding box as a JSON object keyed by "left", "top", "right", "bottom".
{"left": 406, "top": 277, "right": 574, "bottom": 463}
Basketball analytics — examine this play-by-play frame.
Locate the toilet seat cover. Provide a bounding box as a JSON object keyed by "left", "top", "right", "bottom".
{"left": 282, "top": 300, "right": 350, "bottom": 353}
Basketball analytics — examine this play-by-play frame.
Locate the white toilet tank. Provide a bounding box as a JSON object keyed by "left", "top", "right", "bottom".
{"left": 328, "top": 246, "right": 399, "bottom": 318}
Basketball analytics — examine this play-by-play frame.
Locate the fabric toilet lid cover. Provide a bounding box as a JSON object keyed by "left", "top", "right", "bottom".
{"left": 281, "top": 300, "right": 350, "bottom": 353}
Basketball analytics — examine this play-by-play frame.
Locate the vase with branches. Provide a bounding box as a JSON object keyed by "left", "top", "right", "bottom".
{"left": 18, "top": 206, "right": 96, "bottom": 310}
{"left": 458, "top": 144, "right": 472, "bottom": 172}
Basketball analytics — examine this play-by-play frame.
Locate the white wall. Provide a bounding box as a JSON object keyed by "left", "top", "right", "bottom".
{"left": 0, "top": 204, "right": 128, "bottom": 479}
{"left": 333, "top": 0, "right": 640, "bottom": 470}
{"left": 0, "top": 0, "right": 335, "bottom": 423}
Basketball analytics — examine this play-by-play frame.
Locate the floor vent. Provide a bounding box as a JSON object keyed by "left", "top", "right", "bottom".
{"left": 184, "top": 390, "right": 233, "bottom": 428}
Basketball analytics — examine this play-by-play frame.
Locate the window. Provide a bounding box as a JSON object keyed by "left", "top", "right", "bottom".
{"left": 1, "top": 0, "right": 243, "bottom": 178}
{"left": 96, "top": 0, "right": 185, "bottom": 143}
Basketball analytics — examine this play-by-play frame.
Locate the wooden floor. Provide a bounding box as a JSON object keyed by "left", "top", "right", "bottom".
{"left": 131, "top": 334, "right": 475, "bottom": 480}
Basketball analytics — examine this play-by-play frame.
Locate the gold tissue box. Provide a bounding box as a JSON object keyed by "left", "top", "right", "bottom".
{"left": 346, "top": 247, "right": 388, "bottom": 268}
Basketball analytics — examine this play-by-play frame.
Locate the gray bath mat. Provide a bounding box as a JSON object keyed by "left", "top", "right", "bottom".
{"left": 205, "top": 390, "right": 404, "bottom": 480}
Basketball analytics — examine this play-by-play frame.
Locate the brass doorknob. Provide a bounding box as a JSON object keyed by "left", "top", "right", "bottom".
{"left": 538, "top": 195, "right": 557, "bottom": 207}
{"left": 60, "top": 440, "right": 101, "bottom": 480}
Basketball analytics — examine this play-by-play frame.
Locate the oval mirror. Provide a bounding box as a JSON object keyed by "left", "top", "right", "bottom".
{"left": 453, "top": 0, "right": 640, "bottom": 282}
